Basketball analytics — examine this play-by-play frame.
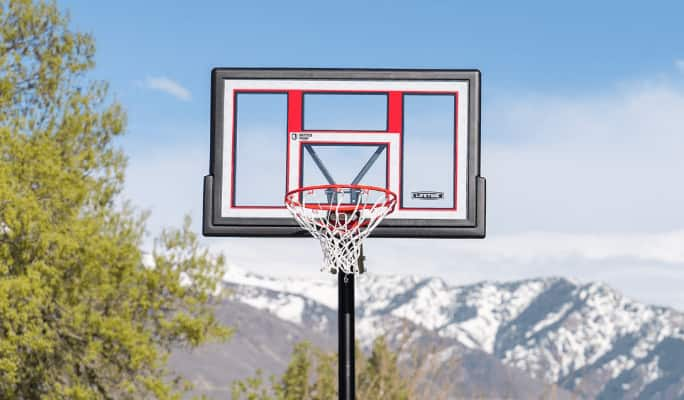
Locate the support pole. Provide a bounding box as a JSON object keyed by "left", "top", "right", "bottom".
{"left": 338, "top": 271, "right": 355, "bottom": 400}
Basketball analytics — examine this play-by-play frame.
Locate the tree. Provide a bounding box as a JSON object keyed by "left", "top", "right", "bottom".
{"left": 278, "top": 342, "right": 313, "bottom": 400}
{"left": 231, "top": 338, "right": 411, "bottom": 400}
{"left": 357, "top": 337, "right": 409, "bottom": 400}
{"left": 0, "top": 1, "right": 230, "bottom": 398}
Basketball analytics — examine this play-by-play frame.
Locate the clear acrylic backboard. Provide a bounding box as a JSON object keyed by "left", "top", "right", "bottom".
{"left": 203, "top": 68, "right": 485, "bottom": 238}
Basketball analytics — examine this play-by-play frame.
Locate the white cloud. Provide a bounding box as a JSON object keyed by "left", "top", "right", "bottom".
{"left": 142, "top": 76, "right": 192, "bottom": 101}
{"left": 676, "top": 59, "right": 684, "bottom": 74}
{"left": 203, "top": 231, "right": 684, "bottom": 278}
{"left": 485, "top": 80, "right": 684, "bottom": 234}
{"left": 123, "top": 141, "right": 206, "bottom": 239}
{"left": 204, "top": 233, "right": 684, "bottom": 309}
{"left": 400, "top": 231, "right": 684, "bottom": 265}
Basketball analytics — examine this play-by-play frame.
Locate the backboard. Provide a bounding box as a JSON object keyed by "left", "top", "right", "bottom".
{"left": 203, "top": 68, "right": 485, "bottom": 238}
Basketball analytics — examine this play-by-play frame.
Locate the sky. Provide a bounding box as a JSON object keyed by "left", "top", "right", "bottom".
{"left": 60, "top": 0, "right": 684, "bottom": 309}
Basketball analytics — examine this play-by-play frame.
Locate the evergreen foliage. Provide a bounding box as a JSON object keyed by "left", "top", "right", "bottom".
{"left": 0, "top": 1, "right": 230, "bottom": 398}
{"left": 231, "top": 338, "right": 412, "bottom": 400}
{"left": 357, "top": 336, "right": 409, "bottom": 400}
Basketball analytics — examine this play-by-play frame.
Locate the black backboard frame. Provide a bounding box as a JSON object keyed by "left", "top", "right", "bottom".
{"left": 203, "top": 68, "right": 485, "bottom": 238}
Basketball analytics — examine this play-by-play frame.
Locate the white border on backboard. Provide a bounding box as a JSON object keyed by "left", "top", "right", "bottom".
{"left": 220, "top": 79, "right": 469, "bottom": 221}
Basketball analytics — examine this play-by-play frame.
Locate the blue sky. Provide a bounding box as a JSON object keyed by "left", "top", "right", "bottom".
{"left": 63, "top": 0, "right": 684, "bottom": 116}
{"left": 60, "top": 0, "right": 684, "bottom": 150}
{"left": 60, "top": 1, "right": 684, "bottom": 308}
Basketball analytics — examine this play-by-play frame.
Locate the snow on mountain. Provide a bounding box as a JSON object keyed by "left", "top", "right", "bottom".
{"left": 222, "top": 265, "right": 684, "bottom": 399}
{"left": 224, "top": 264, "right": 338, "bottom": 309}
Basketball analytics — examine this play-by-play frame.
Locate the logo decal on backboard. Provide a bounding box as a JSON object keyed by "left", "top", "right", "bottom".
{"left": 411, "top": 191, "right": 444, "bottom": 200}
{"left": 291, "top": 133, "right": 313, "bottom": 141}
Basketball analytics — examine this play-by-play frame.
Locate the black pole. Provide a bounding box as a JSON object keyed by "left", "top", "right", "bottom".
{"left": 338, "top": 271, "right": 355, "bottom": 400}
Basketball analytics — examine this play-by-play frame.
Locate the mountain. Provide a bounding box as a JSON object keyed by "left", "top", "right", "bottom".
{"left": 169, "top": 297, "right": 570, "bottom": 399}
{"left": 168, "top": 300, "right": 335, "bottom": 398}
{"left": 215, "top": 266, "right": 684, "bottom": 399}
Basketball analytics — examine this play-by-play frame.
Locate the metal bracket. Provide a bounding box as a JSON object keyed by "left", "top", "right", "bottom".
{"left": 304, "top": 144, "right": 387, "bottom": 204}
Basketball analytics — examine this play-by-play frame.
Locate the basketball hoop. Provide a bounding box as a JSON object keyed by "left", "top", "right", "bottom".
{"left": 285, "top": 184, "right": 397, "bottom": 274}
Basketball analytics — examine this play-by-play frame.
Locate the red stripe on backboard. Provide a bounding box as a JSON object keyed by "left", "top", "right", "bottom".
{"left": 287, "top": 91, "right": 303, "bottom": 195}
{"left": 288, "top": 91, "right": 303, "bottom": 132}
{"left": 388, "top": 92, "right": 403, "bottom": 133}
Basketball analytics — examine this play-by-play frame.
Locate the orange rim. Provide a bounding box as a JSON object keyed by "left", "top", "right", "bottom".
{"left": 285, "top": 184, "right": 397, "bottom": 213}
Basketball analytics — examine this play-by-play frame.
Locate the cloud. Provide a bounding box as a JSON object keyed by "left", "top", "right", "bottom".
{"left": 142, "top": 76, "right": 192, "bottom": 101}
{"left": 485, "top": 80, "right": 684, "bottom": 234}
{"left": 204, "top": 232, "right": 684, "bottom": 309}
{"left": 403, "top": 231, "right": 684, "bottom": 265}
{"left": 201, "top": 231, "right": 684, "bottom": 281}
{"left": 123, "top": 141, "right": 206, "bottom": 240}
{"left": 676, "top": 59, "right": 684, "bottom": 74}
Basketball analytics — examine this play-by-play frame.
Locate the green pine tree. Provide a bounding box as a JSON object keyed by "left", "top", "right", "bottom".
{"left": 232, "top": 338, "right": 414, "bottom": 400}
{"left": 310, "top": 347, "right": 336, "bottom": 400}
{"left": 278, "top": 341, "right": 313, "bottom": 400}
{"left": 357, "top": 337, "right": 410, "bottom": 400}
{"left": 0, "top": 0, "right": 230, "bottom": 398}
{"left": 230, "top": 369, "right": 275, "bottom": 400}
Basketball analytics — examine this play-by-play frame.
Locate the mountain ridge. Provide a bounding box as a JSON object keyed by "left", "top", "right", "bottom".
{"left": 223, "top": 265, "right": 684, "bottom": 399}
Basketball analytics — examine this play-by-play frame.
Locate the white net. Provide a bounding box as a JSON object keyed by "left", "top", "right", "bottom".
{"left": 285, "top": 185, "right": 397, "bottom": 274}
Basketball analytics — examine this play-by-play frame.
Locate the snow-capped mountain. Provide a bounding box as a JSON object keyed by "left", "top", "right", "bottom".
{"left": 223, "top": 266, "right": 684, "bottom": 399}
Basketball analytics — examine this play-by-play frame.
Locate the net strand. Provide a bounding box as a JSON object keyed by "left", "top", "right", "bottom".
{"left": 285, "top": 186, "right": 396, "bottom": 274}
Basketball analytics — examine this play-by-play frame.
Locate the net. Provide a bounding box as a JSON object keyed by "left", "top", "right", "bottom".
{"left": 285, "top": 184, "right": 397, "bottom": 274}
